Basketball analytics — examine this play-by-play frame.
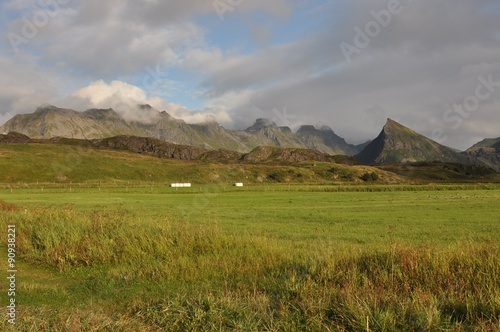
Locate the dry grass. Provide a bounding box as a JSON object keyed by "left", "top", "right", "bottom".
{"left": 1, "top": 201, "right": 499, "bottom": 331}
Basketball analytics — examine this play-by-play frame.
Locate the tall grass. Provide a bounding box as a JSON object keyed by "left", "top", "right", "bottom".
{"left": 1, "top": 202, "right": 499, "bottom": 331}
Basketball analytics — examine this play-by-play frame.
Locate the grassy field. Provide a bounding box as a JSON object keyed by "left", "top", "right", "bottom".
{"left": 0, "top": 144, "right": 391, "bottom": 185}
{"left": 1, "top": 143, "right": 500, "bottom": 185}
{"left": 1, "top": 184, "right": 499, "bottom": 331}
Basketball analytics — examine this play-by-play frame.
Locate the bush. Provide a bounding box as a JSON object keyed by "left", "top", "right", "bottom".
{"left": 360, "top": 172, "right": 379, "bottom": 182}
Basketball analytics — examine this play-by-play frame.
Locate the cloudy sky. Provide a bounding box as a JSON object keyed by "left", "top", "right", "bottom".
{"left": 1, "top": 0, "right": 499, "bottom": 150}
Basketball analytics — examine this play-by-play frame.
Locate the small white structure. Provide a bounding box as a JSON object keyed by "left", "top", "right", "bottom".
{"left": 234, "top": 183, "right": 244, "bottom": 187}
{"left": 170, "top": 183, "right": 192, "bottom": 188}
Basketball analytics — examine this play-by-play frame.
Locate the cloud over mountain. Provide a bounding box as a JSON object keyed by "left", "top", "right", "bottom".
{"left": 64, "top": 80, "right": 233, "bottom": 125}
{"left": 1, "top": 0, "right": 499, "bottom": 150}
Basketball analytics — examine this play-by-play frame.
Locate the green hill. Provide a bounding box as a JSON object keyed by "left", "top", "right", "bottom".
{"left": 1, "top": 133, "right": 498, "bottom": 184}
{"left": 0, "top": 143, "right": 397, "bottom": 184}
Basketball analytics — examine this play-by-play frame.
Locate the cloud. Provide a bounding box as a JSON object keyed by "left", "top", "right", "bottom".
{"left": 189, "top": 0, "right": 500, "bottom": 149}
{"left": 1, "top": 0, "right": 499, "bottom": 150}
{"left": 0, "top": 55, "right": 65, "bottom": 125}
{"left": 2, "top": 0, "right": 292, "bottom": 79}
{"left": 65, "top": 80, "right": 232, "bottom": 125}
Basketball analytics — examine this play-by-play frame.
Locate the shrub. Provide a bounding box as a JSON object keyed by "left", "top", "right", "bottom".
{"left": 361, "top": 172, "right": 379, "bottom": 182}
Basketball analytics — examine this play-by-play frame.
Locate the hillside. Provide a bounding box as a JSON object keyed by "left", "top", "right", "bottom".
{"left": 1, "top": 134, "right": 498, "bottom": 184}
{"left": 25, "top": 134, "right": 354, "bottom": 164}
{"left": 0, "top": 131, "right": 30, "bottom": 143}
{"left": 465, "top": 137, "right": 500, "bottom": 172}
{"left": 3, "top": 107, "right": 500, "bottom": 172}
{"left": 356, "top": 119, "right": 473, "bottom": 165}
{"left": 0, "top": 142, "right": 398, "bottom": 184}
{"left": 0, "top": 105, "right": 361, "bottom": 155}
{"left": 295, "top": 125, "right": 361, "bottom": 155}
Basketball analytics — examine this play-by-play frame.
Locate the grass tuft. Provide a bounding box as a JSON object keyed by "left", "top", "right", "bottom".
{"left": 1, "top": 198, "right": 499, "bottom": 331}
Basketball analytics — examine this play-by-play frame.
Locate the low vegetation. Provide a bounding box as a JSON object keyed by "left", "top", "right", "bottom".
{"left": 1, "top": 186, "right": 499, "bottom": 331}
{"left": 1, "top": 144, "right": 499, "bottom": 185}
{"left": 0, "top": 144, "right": 396, "bottom": 184}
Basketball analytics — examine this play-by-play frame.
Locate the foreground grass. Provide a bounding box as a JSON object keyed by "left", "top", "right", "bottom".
{"left": 1, "top": 187, "right": 499, "bottom": 331}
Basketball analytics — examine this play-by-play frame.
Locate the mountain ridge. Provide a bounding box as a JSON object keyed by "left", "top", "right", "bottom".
{"left": 356, "top": 118, "right": 475, "bottom": 166}
{"left": 465, "top": 137, "right": 500, "bottom": 171}
{"left": 1, "top": 131, "right": 498, "bottom": 184}
{"left": 0, "top": 105, "right": 361, "bottom": 155}
{"left": 2, "top": 107, "right": 499, "bottom": 171}
{"left": 1, "top": 132, "right": 355, "bottom": 165}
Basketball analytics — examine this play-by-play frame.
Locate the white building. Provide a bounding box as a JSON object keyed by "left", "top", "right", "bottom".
{"left": 170, "top": 183, "right": 192, "bottom": 188}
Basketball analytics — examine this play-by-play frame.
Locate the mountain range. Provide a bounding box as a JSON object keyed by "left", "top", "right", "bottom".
{"left": 1, "top": 105, "right": 499, "bottom": 171}
{"left": 0, "top": 105, "right": 361, "bottom": 155}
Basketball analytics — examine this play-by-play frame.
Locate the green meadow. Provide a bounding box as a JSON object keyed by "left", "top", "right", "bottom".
{"left": 1, "top": 184, "right": 499, "bottom": 331}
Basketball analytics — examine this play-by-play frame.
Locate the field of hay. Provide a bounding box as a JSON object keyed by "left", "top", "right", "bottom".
{"left": 1, "top": 184, "right": 499, "bottom": 331}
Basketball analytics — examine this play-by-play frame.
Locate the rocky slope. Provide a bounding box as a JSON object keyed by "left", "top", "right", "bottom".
{"left": 465, "top": 137, "right": 500, "bottom": 171}
{"left": 0, "top": 105, "right": 361, "bottom": 155}
{"left": 356, "top": 119, "right": 473, "bottom": 165}
{"left": 295, "top": 125, "right": 361, "bottom": 155}
{"left": 3, "top": 106, "right": 499, "bottom": 171}
{"left": 0, "top": 131, "right": 31, "bottom": 143}
{"left": 25, "top": 134, "right": 352, "bottom": 164}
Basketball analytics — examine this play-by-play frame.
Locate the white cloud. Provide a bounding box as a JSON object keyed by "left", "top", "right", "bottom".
{"left": 1, "top": 0, "right": 500, "bottom": 150}
{"left": 0, "top": 55, "right": 64, "bottom": 124}
{"left": 66, "top": 80, "right": 232, "bottom": 125}
{"left": 3, "top": 0, "right": 292, "bottom": 79}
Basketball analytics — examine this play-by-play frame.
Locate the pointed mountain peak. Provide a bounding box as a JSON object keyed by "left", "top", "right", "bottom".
{"left": 319, "top": 125, "right": 333, "bottom": 132}
{"left": 246, "top": 118, "right": 277, "bottom": 132}
{"left": 159, "top": 110, "right": 173, "bottom": 118}
{"left": 380, "top": 118, "right": 422, "bottom": 139}
{"left": 383, "top": 118, "right": 409, "bottom": 130}
{"left": 357, "top": 119, "right": 470, "bottom": 165}
{"left": 297, "top": 125, "right": 317, "bottom": 133}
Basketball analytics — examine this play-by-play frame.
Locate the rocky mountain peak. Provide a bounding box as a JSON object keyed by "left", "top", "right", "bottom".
{"left": 382, "top": 118, "right": 410, "bottom": 134}
{"left": 297, "top": 125, "right": 317, "bottom": 133}
{"left": 356, "top": 118, "right": 471, "bottom": 165}
{"left": 0, "top": 105, "right": 363, "bottom": 156}
{"left": 245, "top": 118, "right": 277, "bottom": 132}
